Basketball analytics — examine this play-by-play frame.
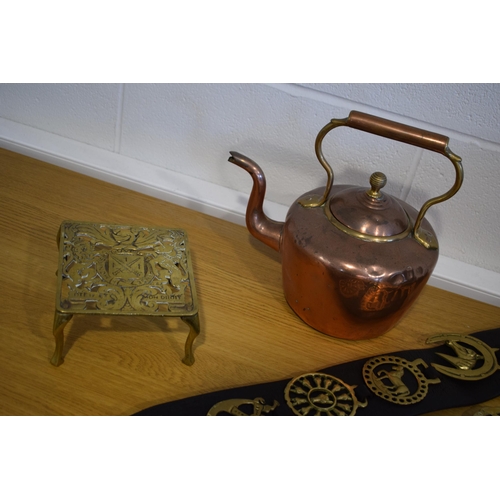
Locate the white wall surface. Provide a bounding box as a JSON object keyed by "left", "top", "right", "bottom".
{"left": 1, "top": 83, "right": 499, "bottom": 306}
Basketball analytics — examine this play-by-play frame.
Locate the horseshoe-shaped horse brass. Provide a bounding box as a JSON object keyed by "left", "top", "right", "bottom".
{"left": 426, "top": 334, "right": 499, "bottom": 381}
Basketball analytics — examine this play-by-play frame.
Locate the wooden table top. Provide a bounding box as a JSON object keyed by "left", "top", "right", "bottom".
{"left": 1, "top": 147, "right": 499, "bottom": 416}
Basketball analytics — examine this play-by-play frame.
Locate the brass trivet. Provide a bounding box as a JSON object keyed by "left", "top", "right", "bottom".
{"left": 52, "top": 221, "right": 200, "bottom": 366}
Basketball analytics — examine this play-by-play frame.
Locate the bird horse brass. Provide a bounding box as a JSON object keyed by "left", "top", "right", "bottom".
{"left": 52, "top": 221, "right": 200, "bottom": 366}
{"left": 426, "top": 333, "right": 500, "bottom": 380}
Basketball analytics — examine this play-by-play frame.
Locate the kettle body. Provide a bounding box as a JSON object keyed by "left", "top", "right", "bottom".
{"left": 229, "top": 111, "right": 463, "bottom": 340}
{"left": 281, "top": 185, "right": 437, "bottom": 339}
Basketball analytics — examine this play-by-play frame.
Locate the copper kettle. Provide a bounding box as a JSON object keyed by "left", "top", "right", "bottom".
{"left": 229, "top": 111, "right": 464, "bottom": 340}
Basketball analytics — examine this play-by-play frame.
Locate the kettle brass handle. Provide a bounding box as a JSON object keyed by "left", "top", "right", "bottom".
{"left": 312, "top": 110, "right": 464, "bottom": 248}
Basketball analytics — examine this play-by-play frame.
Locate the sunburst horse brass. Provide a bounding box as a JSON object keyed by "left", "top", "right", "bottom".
{"left": 53, "top": 221, "right": 200, "bottom": 366}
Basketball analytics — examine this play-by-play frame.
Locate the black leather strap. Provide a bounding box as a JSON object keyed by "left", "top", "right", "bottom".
{"left": 134, "top": 328, "right": 500, "bottom": 416}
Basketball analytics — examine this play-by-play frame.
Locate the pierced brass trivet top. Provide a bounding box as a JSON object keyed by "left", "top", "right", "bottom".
{"left": 52, "top": 221, "right": 200, "bottom": 367}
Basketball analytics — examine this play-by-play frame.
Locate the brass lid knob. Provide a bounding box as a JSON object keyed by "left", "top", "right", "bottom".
{"left": 366, "top": 172, "right": 387, "bottom": 199}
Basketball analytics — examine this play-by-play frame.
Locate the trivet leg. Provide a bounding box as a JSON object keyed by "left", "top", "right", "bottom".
{"left": 51, "top": 310, "right": 73, "bottom": 367}
{"left": 180, "top": 313, "right": 200, "bottom": 366}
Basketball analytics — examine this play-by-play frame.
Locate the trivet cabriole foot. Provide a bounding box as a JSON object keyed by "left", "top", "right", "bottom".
{"left": 52, "top": 221, "right": 200, "bottom": 367}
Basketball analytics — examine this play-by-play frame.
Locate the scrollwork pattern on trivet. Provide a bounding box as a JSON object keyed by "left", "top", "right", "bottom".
{"left": 58, "top": 222, "right": 194, "bottom": 315}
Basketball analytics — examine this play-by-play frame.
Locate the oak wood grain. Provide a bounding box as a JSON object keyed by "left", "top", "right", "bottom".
{"left": 1, "top": 147, "right": 499, "bottom": 415}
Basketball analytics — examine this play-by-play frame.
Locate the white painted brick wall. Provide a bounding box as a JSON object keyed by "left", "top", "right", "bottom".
{"left": 0, "top": 84, "right": 120, "bottom": 151}
{"left": 1, "top": 83, "right": 499, "bottom": 278}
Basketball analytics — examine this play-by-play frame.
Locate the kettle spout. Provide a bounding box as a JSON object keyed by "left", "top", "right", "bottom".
{"left": 228, "top": 151, "right": 283, "bottom": 252}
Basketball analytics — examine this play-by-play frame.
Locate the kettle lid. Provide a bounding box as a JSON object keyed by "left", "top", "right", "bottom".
{"left": 328, "top": 172, "right": 410, "bottom": 239}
